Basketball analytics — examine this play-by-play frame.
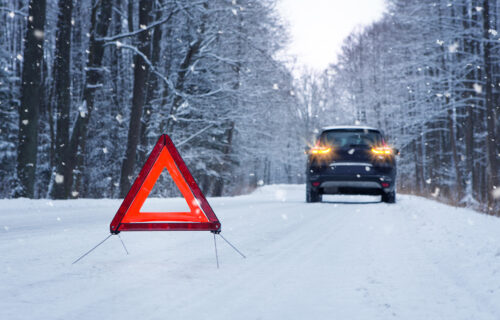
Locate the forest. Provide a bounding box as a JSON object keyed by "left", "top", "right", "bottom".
{"left": 0, "top": 0, "right": 304, "bottom": 200}
{"left": 0, "top": 0, "right": 498, "bottom": 214}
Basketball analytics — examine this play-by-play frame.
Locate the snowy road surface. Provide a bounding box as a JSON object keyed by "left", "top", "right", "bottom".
{"left": 1, "top": 185, "right": 500, "bottom": 320}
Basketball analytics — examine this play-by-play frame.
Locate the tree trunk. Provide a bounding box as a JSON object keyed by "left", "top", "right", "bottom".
{"left": 462, "top": 1, "right": 476, "bottom": 203}
{"left": 448, "top": 107, "right": 463, "bottom": 202}
{"left": 212, "top": 121, "right": 235, "bottom": 196}
{"left": 127, "top": 0, "right": 134, "bottom": 33}
{"left": 119, "top": 0, "right": 153, "bottom": 197}
{"left": 139, "top": 4, "right": 163, "bottom": 165}
{"left": 51, "top": 0, "right": 73, "bottom": 199}
{"left": 482, "top": 0, "right": 498, "bottom": 212}
{"left": 16, "top": 0, "right": 46, "bottom": 198}
{"left": 63, "top": 0, "right": 112, "bottom": 198}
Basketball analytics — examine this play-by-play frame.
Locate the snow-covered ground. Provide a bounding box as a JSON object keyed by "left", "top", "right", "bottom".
{"left": 1, "top": 184, "right": 500, "bottom": 320}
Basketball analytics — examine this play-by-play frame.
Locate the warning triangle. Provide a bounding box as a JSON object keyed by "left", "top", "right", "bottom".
{"left": 110, "top": 135, "right": 221, "bottom": 234}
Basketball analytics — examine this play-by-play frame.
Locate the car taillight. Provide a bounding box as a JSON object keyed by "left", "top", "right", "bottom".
{"left": 381, "top": 182, "right": 390, "bottom": 188}
{"left": 309, "top": 147, "right": 332, "bottom": 155}
{"left": 371, "top": 147, "right": 393, "bottom": 155}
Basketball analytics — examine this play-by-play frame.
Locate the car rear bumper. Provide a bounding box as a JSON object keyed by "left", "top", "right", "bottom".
{"left": 307, "top": 165, "right": 396, "bottom": 195}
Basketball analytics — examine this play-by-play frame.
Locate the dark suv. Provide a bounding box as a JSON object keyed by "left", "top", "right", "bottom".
{"left": 306, "top": 126, "right": 397, "bottom": 203}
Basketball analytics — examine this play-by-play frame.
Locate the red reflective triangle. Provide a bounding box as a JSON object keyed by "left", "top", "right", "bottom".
{"left": 110, "top": 135, "right": 221, "bottom": 234}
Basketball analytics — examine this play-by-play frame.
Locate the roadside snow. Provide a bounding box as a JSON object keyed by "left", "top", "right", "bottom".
{"left": 1, "top": 185, "right": 500, "bottom": 320}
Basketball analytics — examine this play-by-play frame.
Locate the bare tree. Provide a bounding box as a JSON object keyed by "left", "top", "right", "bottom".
{"left": 63, "top": 0, "right": 112, "bottom": 198}
{"left": 51, "top": 0, "right": 73, "bottom": 199}
{"left": 15, "top": 0, "right": 46, "bottom": 198}
{"left": 119, "top": 0, "right": 153, "bottom": 197}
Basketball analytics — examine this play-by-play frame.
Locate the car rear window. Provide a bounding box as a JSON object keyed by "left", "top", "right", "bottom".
{"left": 320, "top": 129, "right": 384, "bottom": 148}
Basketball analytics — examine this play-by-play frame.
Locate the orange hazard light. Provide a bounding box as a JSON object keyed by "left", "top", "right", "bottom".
{"left": 309, "top": 147, "right": 332, "bottom": 155}
{"left": 371, "top": 146, "right": 393, "bottom": 155}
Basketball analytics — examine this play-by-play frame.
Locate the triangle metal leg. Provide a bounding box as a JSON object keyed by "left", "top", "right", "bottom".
{"left": 118, "top": 234, "right": 129, "bottom": 255}
{"left": 213, "top": 232, "right": 220, "bottom": 268}
{"left": 218, "top": 233, "right": 246, "bottom": 259}
{"left": 72, "top": 234, "right": 113, "bottom": 264}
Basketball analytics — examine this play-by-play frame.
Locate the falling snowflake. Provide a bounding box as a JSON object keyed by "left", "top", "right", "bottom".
{"left": 16, "top": 54, "right": 23, "bottom": 61}
{"left": 79, "top": 101, "right": 88, "bottom": 118}
{"left": 116, "top": 114, "right": 124, "bottom": 124}
{"left": 191, "top": 198, "right": 200, "bottom": 207}
{"left": 348, "top": 149, "right": 355, "bottom": 155}
{"left": 33, "top": 29, "right": 44, "bottom": 40}
{"left": 473, "top": 83, "right": 482, "bottom": 94}
{"left": 436, "top": 39, "right": 444, "bottom": 46}
{"left": 22, "top": 119, "right": 28, "bottom": 125}
{"left": 492, "top": 188, "right": 500, "bottom": 199}
{"left": 272, "top": 83, "right": 279, "bottom": 90}
{"left": 431, "top": 187, "right": 440, "bottom": 198}
{"left": 448, "top": 42, "right": 459, "bottom": 53}
{"left": 426, "top": 178, "right": 432, "bottom": 184}
{"left": 102, "top": 147, "right": 108, "bottom": 154}
{"left": 55, "top": 174, "right": 64, "bottom": 184}
{"left": 8, "top": 11, "right": 14, "bottom": 18}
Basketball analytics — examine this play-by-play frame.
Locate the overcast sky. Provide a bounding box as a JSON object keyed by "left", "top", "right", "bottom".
{"left": 278, "top": 0, "right": 387, "bottom": 71}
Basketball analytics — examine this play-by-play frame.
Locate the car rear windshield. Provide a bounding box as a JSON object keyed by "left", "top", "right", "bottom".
{"left": 319, "top": 129, "right": 384, "bottom": 148}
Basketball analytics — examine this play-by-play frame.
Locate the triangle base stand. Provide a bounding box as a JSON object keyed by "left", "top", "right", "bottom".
{"left": 211, "top": 231, "right": 246, "bottom": 269}
{"left": 72, "top": 232, "right": 246, "bottom": 267}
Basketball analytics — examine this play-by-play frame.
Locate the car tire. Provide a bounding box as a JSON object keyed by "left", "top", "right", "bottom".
{"left": 306, "top": 184, "right": 322, "bottom": 203}
{"left": 382, "top": 191, "right": 396, "bottom": 203}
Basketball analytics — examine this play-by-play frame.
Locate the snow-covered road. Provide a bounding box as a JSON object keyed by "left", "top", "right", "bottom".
{"left": 1, "top": 185, "right": 500, "bottom": 320}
